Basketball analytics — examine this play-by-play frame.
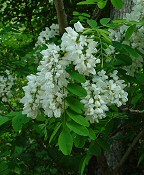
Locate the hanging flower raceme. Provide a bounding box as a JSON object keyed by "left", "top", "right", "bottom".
{"left": 35, "top": 24, "right": 59, "bottom": 47}
{"left": 0, "top": 70, "right": 15, "bottom": 102}
{"left": 81, "top": 70, "right": 128, "bottom": 123}
{"left": 21, "top": 21, "right": 128, "bottom": 123}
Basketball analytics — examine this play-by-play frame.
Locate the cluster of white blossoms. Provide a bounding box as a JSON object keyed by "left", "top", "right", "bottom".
{"left": 106, "top": 0, "right": 144, "bottom": 76}
{"left": 21, "top": 21, "right": 128, "bottom": 122}
{"left": 61, "top": 24, "right": 100, "bottom": 75}
{"left": 35, "top": 24, "right": 59, "bottom": 47}
{"left": 0, "top": 70, "right": 15, "bottom": 102}
{"left": 21, "top": 44, "right": 69, "bottom": 119}
{"left": 81, "top": 70, "right": 128, "bottom": 123}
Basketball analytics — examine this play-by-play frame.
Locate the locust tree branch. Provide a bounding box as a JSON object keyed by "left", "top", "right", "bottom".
{"left": 112, "top": 128, "right": 144, "bottom": 175}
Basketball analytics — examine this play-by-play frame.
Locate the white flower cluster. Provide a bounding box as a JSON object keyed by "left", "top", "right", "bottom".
{"left": 107, "top": 0, "right": 144, "bottom": 76}
{"left": 21, "top": 21, "right": 128, "bottom": 122}
{"left": 21, "top": 44, "right": 69, "bottom": 119}
{"left": 61, "top": 23, "right": 100, "bottom": 75}
{"left": 35, "top": 24, "right": 59, "bottom": 47}
{"left": 21, "top": 21, "right": 100, "bottom": 119}
{"left": 0, "top": 70, "right": 15, "bottom": 102}
{"left": 81, "top": 70, "right": 128, "bottom": 123}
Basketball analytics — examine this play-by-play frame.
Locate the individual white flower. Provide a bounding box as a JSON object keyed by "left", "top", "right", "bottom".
{"left": 74, "top": 21, "right": 85, "bottom": 33}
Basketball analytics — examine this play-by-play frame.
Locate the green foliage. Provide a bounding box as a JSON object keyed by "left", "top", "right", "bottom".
{"left": 87, "top": 19, "right": 98, "bottom": 28}
{"left": 77, "top": 0, "right": 124, "bottom": 9}
{"left": 66, "top": 110, "right": 90, "bottom": 127}
{"left": 88, "top": 143, "right": 101, "bottom": 156}
{"left": 0, "top": 116, "right": 9, "bottom": 126}
{"left": 1, "top": 0, "right": 144, "bottom": 174}
{"left": 67, "top": 84, "right": 87, "bottom": 97}
{"left": 110, "top": 0, "right": 123, "bottom": 9}
{"left": 66, "top": 97, "right": 84, "bottom": 114}
{"left": 115, "top": 53, "right": 132, "bottom": 66}
{"left": 137, "top": 153, "right": 144, "bottom": 167}
{"left": 79, "top": 155, "right": 91, "bottom": 175}
{"left": 100, "top": 18, "right": 111, "bottom": 26}
{"left": 68, "top": 70, "right": 86, "bottom": 83}
{"left": 58, "top": 128, "right": 73, "bottom": 155}
{"left": 12, "top": 112, "right": 30, "bottom": 132}
{"left": 49, "top": 122, "right": 62, "bottom": 143}
{"left": 125, "top": 24, "right": 137, "bottom": 40}
{"left": 66, "top": 121, "right": 89, "bottom": 136}
{"left": 74, "top": 135, "right": 86, "bottom": 148}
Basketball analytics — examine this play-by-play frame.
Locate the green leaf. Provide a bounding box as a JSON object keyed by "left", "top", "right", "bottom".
{"left": 113, "top": 19, "right": 126, "bottom": 24}
{"left": 66, "top": 97, "right": 84, "bottom": 114}
{"left": 74, "top": 135, "right": 86, "bottom": 148}
{"left": 68, "top": 70, "right": 86, "bottom": 83}
{"left": 135, "top": 73, "right": 144, "bottom": 86}
{"left": 58, "top": 128, "right": 73, "bottom": 155}
{"left": 111, "top": 0, "right": 123, "bottom": 9}
{"left": 88, "top": 128, "right": 96, "bottom": 140}
{"left": 77, "top": 0, "right": 99, "bottom": 5}
{"left": 0, "top": 161, "right": 8, "bottom": 174}
{"left": 100, "top": 32, "right": 111, "bottom": 43}
{"left": 125, "top": 24, "right": 137, "bottom": 41}
{"left": 97, "top": 138, "right": 109, "bottom": 150}
{"left": 82, "top": 13, "right": 91, "bottom": 17}
{"left": 100, "top": 18, "right": 110, "bottom": 26}
{"left": 97, "top": 1, "right": 107, "bottom": 9}
{"left": 12, "top": 112, "right": 30, "bottom": 132}
{"left": 36, "top": 115, "right": 46, "bottom": 121}
{"left": 49, "top": 122, "right": 62, "bottom": 143}
{"left": 88, "top": 144, "right": 101, "bottom": 156}
{"left": 67, "top": 83, "right": 87, "bottom": 97}
{"left": 66, "top": 121, "right": 89, "bottom": 136}
{"left": 103, "top": 120, "right": 114, "bottom": 138}
{"left": 66, "top": 110, "right": 90, "bottom": 127}
{"left": 122, "top": 44, "right": 139, "bottom": 58}
{"left": 110, "top": 105, "right": 119, "bottom": 112}
{"left": 87, "top": 19, "right": 98, "bottom": 28}
{"left": 83, "top": 28, "right": 93, "bottom": 35}
{"left": 14, "top": 146, "right": 24, "bottom": 156}
{"left": 97, "top": 29, "right": 111, "bottom": 43}
{"left": 115, "top": 54, "right": 132, "bottom": 66}
{"left": 131, "top": 93, "right": 143, "bottom": 106}
{"left": 112, "top": 41, "right": 122, "bottom": 49}
{"left": 137, "top": 153, "right": 144, "bottom": 167}
{"left": 0, "top": 116, "right": 9, "bottom": 126}
{"left": 79, "top": 155, "right": 91, "bottom": 175}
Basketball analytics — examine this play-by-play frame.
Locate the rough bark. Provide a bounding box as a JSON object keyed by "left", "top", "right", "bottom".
{"left": 112, "top": 128, "right": 144, "bottom": 175}
{"left": 54, "top": 0, "right": 68, "bottom": 35}
{"left": 106, "top": 1, "right": 135, "bottom": 174}
{"left": 110, "top": 0, "right": 134, "bottom": 19}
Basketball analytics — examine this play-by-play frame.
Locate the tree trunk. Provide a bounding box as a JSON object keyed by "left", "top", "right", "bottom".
{"left": 54, "top": 0, "right": 68, "bottom": 35}
{"left": 110, "top": 0, "right": 134, "bottom": 19}
{"left": 107, "top": 1, "right": 134, "bottom": 174}
{"left": 87, "top": 1, "right": 135, "bottom": 174}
